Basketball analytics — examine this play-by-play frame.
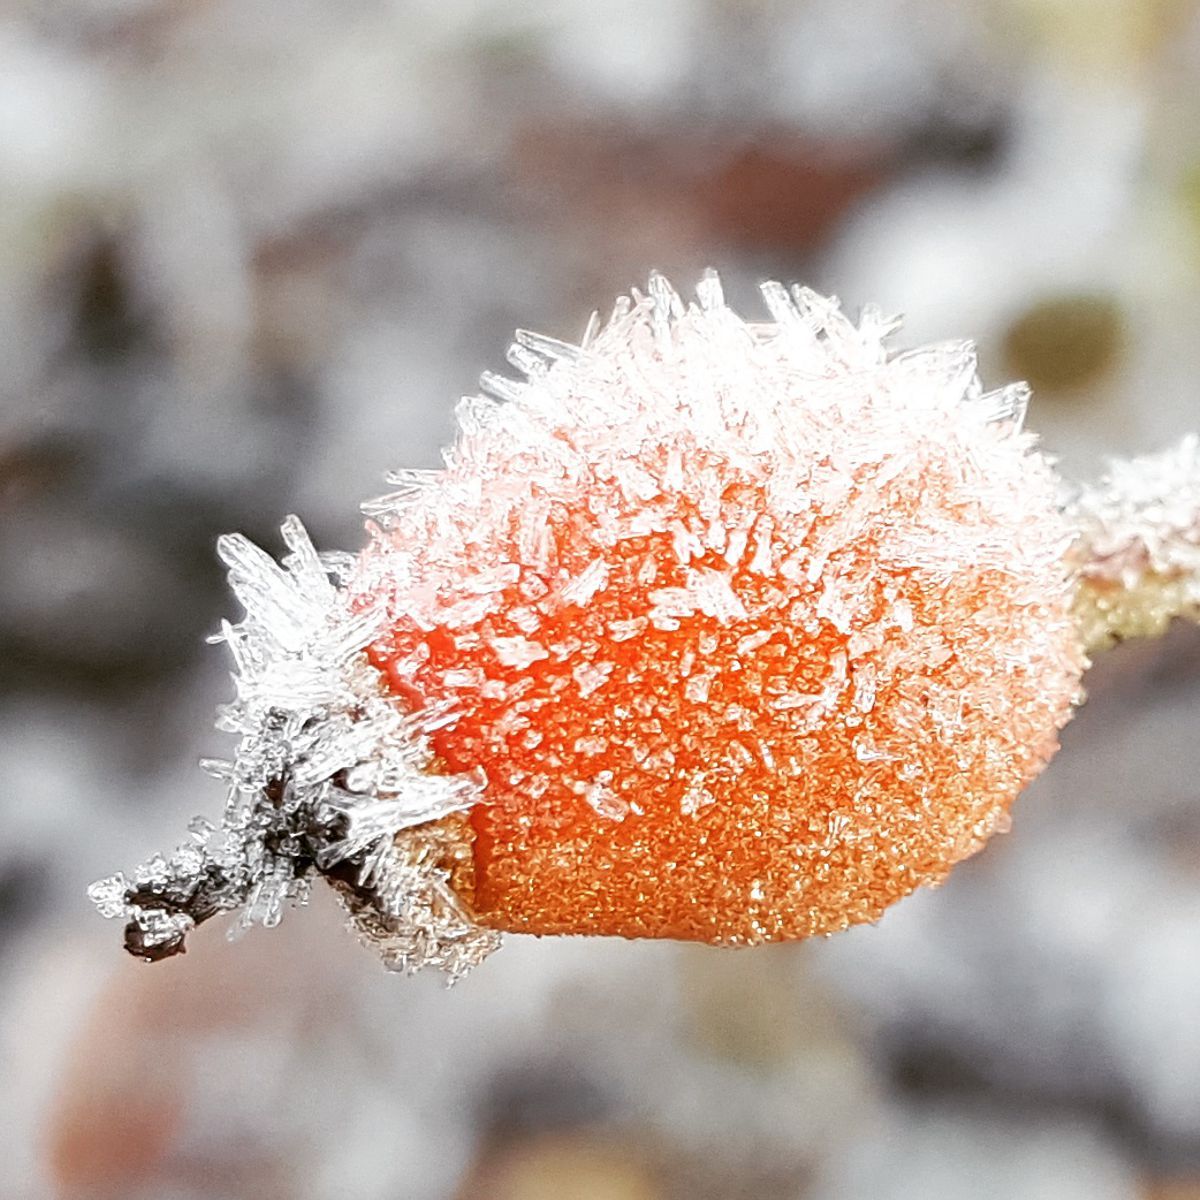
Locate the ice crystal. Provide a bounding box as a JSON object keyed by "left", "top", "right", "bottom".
{"left": 90, "top": 516, "right": 498, "bottom": 977}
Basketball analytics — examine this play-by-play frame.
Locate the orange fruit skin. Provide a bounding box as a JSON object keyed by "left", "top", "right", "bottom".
{"left": 354, "top": 277, "right": 1085, "bottom": 946}
{"left": 363, "top": 438, "right": 1081, "bottom": 945}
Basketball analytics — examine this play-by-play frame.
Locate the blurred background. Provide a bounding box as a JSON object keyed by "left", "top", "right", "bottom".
{"left": 2, "top": 1, "right": 1200, "bottom": 1196}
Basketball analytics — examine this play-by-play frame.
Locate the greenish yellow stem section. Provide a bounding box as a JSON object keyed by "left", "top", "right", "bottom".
{"left": 1067, "top": 436, "right": 1200, "bottom": 654}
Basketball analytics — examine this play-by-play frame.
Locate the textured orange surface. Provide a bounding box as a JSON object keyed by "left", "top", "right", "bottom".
{"left": 366, "top": 466, "right": 1080, "bottom": 944}
{"left": 357, "top": 282, "right": 1083, "bottom": 944}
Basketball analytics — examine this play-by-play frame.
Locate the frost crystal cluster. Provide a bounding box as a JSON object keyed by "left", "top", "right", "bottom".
{"left": 89, "top": 516, "right": 498, "bottom": 978}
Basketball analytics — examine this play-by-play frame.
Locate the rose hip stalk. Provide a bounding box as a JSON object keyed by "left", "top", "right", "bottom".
{"left": 90, "top": 273, "right": 1200, "bottom": 980}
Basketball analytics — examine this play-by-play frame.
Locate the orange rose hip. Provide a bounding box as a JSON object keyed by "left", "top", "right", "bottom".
{"left": 358, "top": 274, "right": 1084, "bottom": 946}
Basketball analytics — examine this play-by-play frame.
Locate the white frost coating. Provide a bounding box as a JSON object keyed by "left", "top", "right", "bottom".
{"left": 358, "top": 270, "right": 1042, "bottom": 650}
{"left": 88, "top": 517, "right": 498, "bottom": 979}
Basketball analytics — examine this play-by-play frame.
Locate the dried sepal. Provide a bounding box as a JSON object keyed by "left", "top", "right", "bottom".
{"left": 90, "top": 519, "right": 495, "bottom": 978}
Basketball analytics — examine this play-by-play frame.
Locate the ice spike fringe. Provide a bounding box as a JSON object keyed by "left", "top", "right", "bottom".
{"left": 91, "top": 273, "right": 1197, "bottom": 978}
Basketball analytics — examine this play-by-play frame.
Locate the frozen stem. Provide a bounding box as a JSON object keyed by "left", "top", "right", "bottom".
{"left": 1067, "top": 435, "right": 1200, "bottom": 653}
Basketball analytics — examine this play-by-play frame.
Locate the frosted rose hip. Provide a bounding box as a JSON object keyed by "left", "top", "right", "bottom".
{"left": 355, "top": 274, "right": 1085, "bottom": 944}
{"left": 90, "top": 273, "right": 1090, "bottom": 974}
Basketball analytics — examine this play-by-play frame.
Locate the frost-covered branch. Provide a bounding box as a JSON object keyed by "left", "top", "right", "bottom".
{"left": 1067, "top": 436, "right": 1200, "bottom": 653}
